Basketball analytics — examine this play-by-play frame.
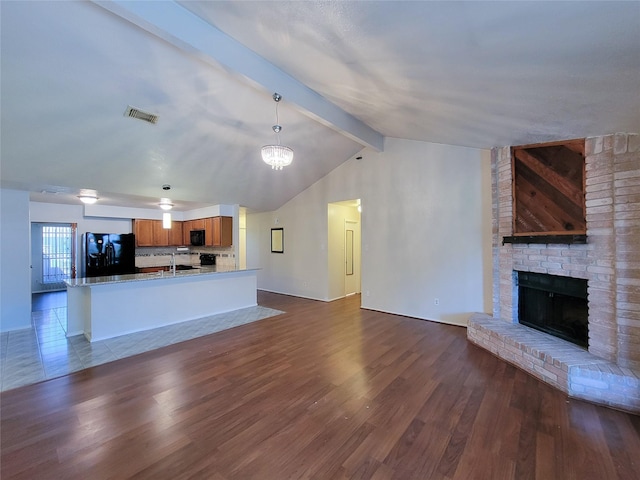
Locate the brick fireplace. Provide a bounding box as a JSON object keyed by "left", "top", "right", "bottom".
{"left": 468, "top": 133, "right": 640, "bottom": 413}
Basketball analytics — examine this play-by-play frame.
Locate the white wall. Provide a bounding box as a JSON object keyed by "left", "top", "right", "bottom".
{"left": 82, "top": 203, "right": 236, "bottom": 223}
{"left": 1, "top": 189, "right": 32, "bottom": 331}
{"left": 31, "top": 202, "right": 133, "bottom": 234}
{"left": 247, "top": 137, "right": 493, "bottom": 326}
{"left": 239, "top": 207, "right": 247, "bottom": 269}
{"left": 248, "top": 205, "right": 330, "bottom": 301}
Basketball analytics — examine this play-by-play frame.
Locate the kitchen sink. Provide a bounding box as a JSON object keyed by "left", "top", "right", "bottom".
{"left": 143, "top": 265, "right": 198, "bottom": 276}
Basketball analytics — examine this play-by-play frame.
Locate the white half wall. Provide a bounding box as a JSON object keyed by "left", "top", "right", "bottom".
{"left": 1, "top": 189, "right": 31, "bottom": 331}
{"left": 68, "top": 270, "right": 257, "bottom": 341}
{"left": 247, "top": 137, "right": 493, "bottom": 326}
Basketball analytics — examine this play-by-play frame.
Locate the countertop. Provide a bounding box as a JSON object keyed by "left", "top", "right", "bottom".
{"left": 66, "top": 265, "right": 258, "bottom": 288}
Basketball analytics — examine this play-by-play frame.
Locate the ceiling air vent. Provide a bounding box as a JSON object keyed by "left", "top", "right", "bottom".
{"left": 124, "top": 105, "right": 158, "bottom": 124}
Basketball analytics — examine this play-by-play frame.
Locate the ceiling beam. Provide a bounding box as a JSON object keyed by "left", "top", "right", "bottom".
{"left": 92, "top": 0, "right": 384, "bottom": 152}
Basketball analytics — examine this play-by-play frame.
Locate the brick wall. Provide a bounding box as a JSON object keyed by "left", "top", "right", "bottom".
{"left": 585, "top": 135, "right": 617, "bottom": 361}
{"left": 492, "top": 133, "right": 640, "bottom": 369}
{"left": 613, "top": 134, "right": 640, "bottom": 368}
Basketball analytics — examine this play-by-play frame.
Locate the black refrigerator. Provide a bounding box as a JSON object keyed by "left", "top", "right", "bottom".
{"left": 84, "top": 233, "right": 136, "bottom": 277}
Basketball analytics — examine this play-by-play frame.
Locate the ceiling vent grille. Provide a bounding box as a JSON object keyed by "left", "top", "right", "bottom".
{"left": 124, "top": 106, "right": 159, "bottom": 124}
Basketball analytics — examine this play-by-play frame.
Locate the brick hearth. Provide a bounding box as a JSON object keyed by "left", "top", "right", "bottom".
{"left": 468, "top": 314, "right": 639, "bottom": 412}
{"left": 468, "top": 133, "right": 640, "bottom": 413}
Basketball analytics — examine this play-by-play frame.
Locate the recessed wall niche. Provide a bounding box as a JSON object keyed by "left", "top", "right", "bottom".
{"left": 510, "top": 139, "right": 586, "bottom": 240}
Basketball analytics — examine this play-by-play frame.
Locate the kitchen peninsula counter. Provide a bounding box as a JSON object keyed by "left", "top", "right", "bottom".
{"left": 66, "top": 266, "right": 258, "bottom": 342}
{"left": 66, "top": 265, "right": 243, "bottom": 287}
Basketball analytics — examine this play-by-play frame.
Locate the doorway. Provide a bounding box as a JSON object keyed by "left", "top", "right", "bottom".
{"left": 31, "top": 223, "right": 77, "bottom": 292}
{"left": 327, "top": 200, "right": 361, "bottom": 300}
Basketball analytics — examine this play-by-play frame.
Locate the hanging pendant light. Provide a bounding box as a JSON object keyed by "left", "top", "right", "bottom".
{"left": 159, "top": 186, "right": 172, "bottom": 228}
{"left": 162, "top": 212, "right": 172, "bottom": 229}
{"left": 261, "top": 93, "right": 293, "bottom": 170}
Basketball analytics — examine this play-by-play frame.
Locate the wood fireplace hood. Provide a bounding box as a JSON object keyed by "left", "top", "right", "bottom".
{"left": 502, "top": 138, "right": 587, "bottom": 245}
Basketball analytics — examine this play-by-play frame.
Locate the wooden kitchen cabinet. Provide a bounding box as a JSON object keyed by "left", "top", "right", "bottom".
{"left": 191, "top": 218, "right": 206, "bottom": 230}
{"left": 205, "top": 216, "right": 232, "bottom": 247}
{"left": 204, "top": 217, "right": 214, "bottom": 246}
{"left": 135, "top": 216, "right": 230, "bottom": 247}
{"left": 152, "top": 220, "right": 169, "bottom": 246}
{"left": 138, "top": 266, "right": 168, "bottom": 274}
{"left": 182, "top": 220, "right": 193, "bottom": 246}
{"left": 218, "top": 216, "right": 233, "bottom": 246}
{"left": 133, "top": 219, "right": 154, "bottom": 247}
{"left": 134, "top": 219, "right": 184, "bottom": 247}
{"left": 169, "top": 221, "right": 183, "bottom": 246}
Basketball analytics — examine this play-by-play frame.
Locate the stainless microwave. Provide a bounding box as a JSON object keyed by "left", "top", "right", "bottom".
{"left": 190, "top": 229, "right": 205, "bottom": 246}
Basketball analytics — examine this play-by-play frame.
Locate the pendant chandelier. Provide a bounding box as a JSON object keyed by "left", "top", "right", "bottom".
{"left": 261, "top": 93, "right": 293, "bottom": 170}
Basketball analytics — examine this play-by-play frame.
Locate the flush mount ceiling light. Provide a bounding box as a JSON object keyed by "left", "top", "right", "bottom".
{"left": 261, "top": 93, "right": 293, "bottom": 170}
{"left": 77, "top": 192, "right": 98, "bottom": 204}
{"left": 159, "top": 198, "right": 173, "bottom": 210}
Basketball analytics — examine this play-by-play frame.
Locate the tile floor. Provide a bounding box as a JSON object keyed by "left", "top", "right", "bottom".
{"left": 0, "top": 291, "right": 283, "bottom": 392}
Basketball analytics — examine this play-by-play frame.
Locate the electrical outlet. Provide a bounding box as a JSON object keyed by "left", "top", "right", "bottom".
{"left": 366, "top": 290, "right": 370, "bottom": 297}
{"left": 434, "top": 298, "right": 439, "bottom": 306}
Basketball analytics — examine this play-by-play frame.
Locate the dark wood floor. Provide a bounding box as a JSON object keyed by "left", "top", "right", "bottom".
{"left": 2, "top": 292, "right": 639, "bottom": 479}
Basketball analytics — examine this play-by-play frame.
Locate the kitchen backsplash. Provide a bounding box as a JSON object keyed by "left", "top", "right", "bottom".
{"left": 135, "top": 246, "right": 236, "bottom": 268}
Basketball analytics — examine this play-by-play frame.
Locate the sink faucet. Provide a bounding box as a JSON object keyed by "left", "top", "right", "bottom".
{"left": 170, "top": 253, "right": 176, "bottom": 275}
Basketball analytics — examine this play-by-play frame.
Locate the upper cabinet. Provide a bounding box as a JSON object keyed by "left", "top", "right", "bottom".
{"left": 152, "top": 220, "right": 169, "bottom": 246}
{"left": 134, "top": 219, "right": 154, "bottom": 247}
{"left": 134, "top": 216, "right": 232, "bottom": 247}
{"left": 168, "top": 221, "right": 183, "bottom": 246}
{"left": 191, "top": 218, "right": 206, "bottom": 231}
{"left": 182, "top": 220, "right": 193, "bottom": 246}
{"left": 205, "top": 216, "right": 233, "bottom": 247}
{"left": 133, "top": 219, "right": 184, "bottom": 247}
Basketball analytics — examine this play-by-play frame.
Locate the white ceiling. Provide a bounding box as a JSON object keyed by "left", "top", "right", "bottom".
{"left": 1, "top": 1, "right": 638, "bottom": 213}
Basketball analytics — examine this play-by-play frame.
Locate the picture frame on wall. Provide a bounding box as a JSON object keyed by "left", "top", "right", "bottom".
{"left": 271, "top": 228, "right": 284, "bottom": 253}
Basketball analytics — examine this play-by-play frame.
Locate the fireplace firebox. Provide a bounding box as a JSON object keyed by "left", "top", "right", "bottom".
{"left": 517, "top": 271, "right": 588, "bottom": 348}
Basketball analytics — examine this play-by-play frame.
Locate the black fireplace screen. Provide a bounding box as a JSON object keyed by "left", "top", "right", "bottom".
{"left": 517, "top": 271, "right": 588, "bottom": 348}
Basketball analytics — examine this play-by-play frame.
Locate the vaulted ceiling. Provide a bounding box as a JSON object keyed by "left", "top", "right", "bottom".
{"left": 1, "top": 1, "right": 638, "bottom": 212}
